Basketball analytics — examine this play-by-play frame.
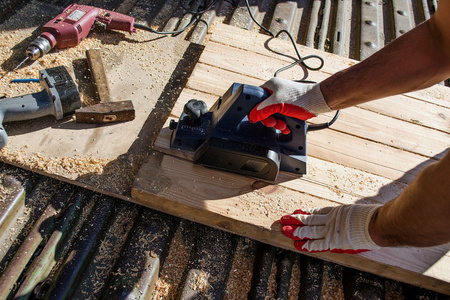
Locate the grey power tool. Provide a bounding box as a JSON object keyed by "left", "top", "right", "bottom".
{"left": 0, "top": 66, "right": 81, "bottom": 148}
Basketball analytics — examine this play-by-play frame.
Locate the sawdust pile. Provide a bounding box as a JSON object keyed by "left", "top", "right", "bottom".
{"left": 0, "top": 146, "right": 108, "bottom": 177}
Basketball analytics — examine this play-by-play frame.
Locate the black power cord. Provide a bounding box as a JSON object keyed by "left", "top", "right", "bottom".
{"left": 243, "top": 0, "right": 340, "bottom": 131}
{"left": 135, "top": 0, "right": 340, "bottom": 130}
{"left": 135, "top": 0, "right": 218, "bottom": 35}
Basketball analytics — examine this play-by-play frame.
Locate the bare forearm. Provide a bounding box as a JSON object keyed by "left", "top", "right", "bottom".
{"left": 368, "top": 150, "right": 450, "bottom": 247}
{"left": 321, "top": 19, "right": 450, "bottom": 110}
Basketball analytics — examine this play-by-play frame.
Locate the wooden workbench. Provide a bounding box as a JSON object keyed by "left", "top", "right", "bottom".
{"left": 132, "top": 24, "right": 450, "bottom": 294}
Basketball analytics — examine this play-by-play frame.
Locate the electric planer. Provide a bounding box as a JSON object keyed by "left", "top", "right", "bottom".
{"left": 169, "top": 83, "right": 308, "bottom": 181}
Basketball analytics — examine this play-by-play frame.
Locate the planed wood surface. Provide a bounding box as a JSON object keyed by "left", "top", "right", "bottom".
{"left": 132, "top": 24, "right": 450, "bottom": 294}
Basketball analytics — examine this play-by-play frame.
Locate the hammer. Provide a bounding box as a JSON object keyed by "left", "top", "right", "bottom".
{"left": 75, "top": 49, "right": 135, "bottom": 124}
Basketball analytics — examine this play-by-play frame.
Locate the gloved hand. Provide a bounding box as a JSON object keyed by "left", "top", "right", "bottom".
{"left": 248, "top": 77, "right": 332, "bottom": 134}
{"left": 280, "top": 205, "right": 382, "bottom": 254}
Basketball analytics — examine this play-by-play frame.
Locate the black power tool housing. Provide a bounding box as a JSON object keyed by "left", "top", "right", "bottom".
{"left": 169, "top": 83, "right": 308, "bottom": 181}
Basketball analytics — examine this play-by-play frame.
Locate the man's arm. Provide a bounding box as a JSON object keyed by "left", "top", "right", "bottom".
{"left": 322, "top": 0, "right": 450, "bottom": 109}
{"left": 369, "top": 151, "right": 450, "bottom": 247}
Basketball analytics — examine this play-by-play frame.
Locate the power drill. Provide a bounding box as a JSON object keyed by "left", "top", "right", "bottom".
{"left": 0, "top": 66, "right": 81, "bottom": 148}
{"left": 14, "top": 4, "right": 137, "bottom": 69}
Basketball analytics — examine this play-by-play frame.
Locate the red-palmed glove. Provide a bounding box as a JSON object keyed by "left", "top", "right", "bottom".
{"left": 280, "top": 205, "right": 382, "bottom": 254}
{"left": 248, "top": 77, "right": 331, "bottom": 134}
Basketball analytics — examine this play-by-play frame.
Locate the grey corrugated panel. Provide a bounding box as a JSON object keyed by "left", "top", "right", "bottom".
{"left": 103, "top": 208, "right": 179, "bottom": 299}
{"left": 257, "top": 0, "right": 277, "bottom": 30}
{"left": 0, "top": 176, "right": 26, "bottom": 256}
{"left": 359, "top": 0, "right": 384, "bottom": 60}
{"left": 299, "top": 256, "right": 323, "bottom": 300}
{"left": 274, "top": 250, "right": 296, "bottom": 300}
{"left": 187, "top": 0, "right": 222, "bottom": 44}
{"left": 15, "top": 191, "right": 86, "bottom": 299}
{"left": 128, "top": 0, "right": 168, "bottom": 25}
{"left": 148, "top": 0, "right": 180, "bottom": 29}
{"left": 162, "top": 2, "right": 187, "bottom": 32}
{"left": 0, "top": 0, "right": 31, "bottom": 24}
{"left": 267, "top": 1, "right": 298, "bottom": 38}
{"left": 392, "top": 0, "right": 416, "bottom": 37}
{"left": 316, "top": 0, "right": 332, "bottom": 51}
{"left": 174, "top": 0, "right": 206, "bottom": 39}
{"left": 248, "top": 243, "right": 276, "bottom": 299}
{"left": 45, "top": 194, "right": 117, "bottom": 299}
{"left": 229, "top": 0, "right": 262, "bottom": 31}
{"left": 0, "top": 176, "right": 61, "bottom": 276}
{"left": 70, "top": 201, "right": 139, "bottom": 299}
{"left": 305, "top": 0, "right": 321, "bottom": 48}
{"left": 343, "top": 268, "right": 385, "bottom": 300}
{"left": 83, "top": 0, "right": 122, "bottom": 10}
{"left": 331, "top": 0, "right": 352, "bottom": 57}
{"left": 0, "top": 185, "right": 75, "bottom": 299}
{"left": 178, "top": 225, "right": 237, "bottom": 299}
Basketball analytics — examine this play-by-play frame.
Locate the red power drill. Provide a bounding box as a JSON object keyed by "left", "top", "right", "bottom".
{"left": 15, "top": 4, "right": 137, "bottom": 69}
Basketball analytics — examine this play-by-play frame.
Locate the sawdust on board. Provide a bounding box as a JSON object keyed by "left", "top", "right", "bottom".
{"left": 0, "top": 145, "right": 143, "bottom": 194}
{"left": 0, "top": 146, "right": 109, "bottom": 176}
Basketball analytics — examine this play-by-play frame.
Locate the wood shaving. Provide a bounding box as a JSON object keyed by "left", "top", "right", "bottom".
{"left": 191, "top": 271, "right": 211, "bottom": 293}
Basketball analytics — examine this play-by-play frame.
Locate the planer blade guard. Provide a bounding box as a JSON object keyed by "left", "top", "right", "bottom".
{"left": 169, "top": 83, "right": 308, "bottom": 181}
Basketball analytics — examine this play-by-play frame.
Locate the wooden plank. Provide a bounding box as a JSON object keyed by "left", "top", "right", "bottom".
{"left": 132, "top": 153, "right": 450, "bottom": 295}
{"left": 133, "top": 24, "right": 450, "bottom": 294}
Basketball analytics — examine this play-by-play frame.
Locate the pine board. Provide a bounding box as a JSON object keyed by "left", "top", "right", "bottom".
{"left": 132, "top": 24, "right": 450, "bottom": 294}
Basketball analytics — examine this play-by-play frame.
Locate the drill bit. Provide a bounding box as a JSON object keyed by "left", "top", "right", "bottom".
{"left": 14, "top": 57, "right": 29, "bottom": 70}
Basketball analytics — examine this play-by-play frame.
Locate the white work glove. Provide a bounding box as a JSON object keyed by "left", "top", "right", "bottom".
{"left": 248, "top": 77, "right": 332, "bottom": 134}
{"left": 280, "top": 205, "right": 382, "bottom": 254}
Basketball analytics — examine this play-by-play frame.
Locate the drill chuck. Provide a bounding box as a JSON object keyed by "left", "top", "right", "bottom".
{"left": 26, "top": 36, "right": 52, "bottom": 60}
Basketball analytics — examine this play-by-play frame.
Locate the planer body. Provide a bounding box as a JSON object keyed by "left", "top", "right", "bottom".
{"left": 169, "top": 83, "right": 308, "bottom": 181}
